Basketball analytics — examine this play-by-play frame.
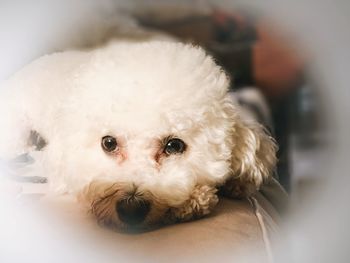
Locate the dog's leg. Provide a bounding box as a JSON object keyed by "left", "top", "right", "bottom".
{"left": 0, "top": 100, "right": 32, "bottom": 160}
{"left": 167, "top": 185, "right": 219, "bottom": 223}
{"left": 220, "top": 177, "right": 258, "bottom": 199}
{"left": 0, "top": 90, "right": 49, "bottom": 184}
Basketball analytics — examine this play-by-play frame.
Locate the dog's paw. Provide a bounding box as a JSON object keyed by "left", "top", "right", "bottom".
{"left": 220, "top": 177, "right": 258, "bottom": 199}
{"left": 169, "top": 185, "right": 219, "bottom": 222}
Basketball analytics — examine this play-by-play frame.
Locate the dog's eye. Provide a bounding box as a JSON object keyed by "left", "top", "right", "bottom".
{"left": 164, "top": 138, "right": 186, "bottom": 155}
{"left": 101, "top": 136, "right": 118, "bottom": 152}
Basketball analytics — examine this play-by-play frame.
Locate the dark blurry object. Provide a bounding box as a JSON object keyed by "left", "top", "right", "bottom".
{"left": 211, "top": 9, "right": 257, "bottom": 87}
{"left": 136, "top": 9, "right": 257, "bottom": 87}
{"left": 252, "top": 22, "right": 305, "bottom": 192}
{"left": 253, "top": 22, "right": 305, "bottom": 98}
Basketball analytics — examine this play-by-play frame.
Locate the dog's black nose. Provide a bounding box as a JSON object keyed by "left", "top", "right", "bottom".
{"left": 116, "top": 197, "right": 150, "bottom": 225}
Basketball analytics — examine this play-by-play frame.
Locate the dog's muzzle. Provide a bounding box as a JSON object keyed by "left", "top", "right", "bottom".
{"left": 116, "top": 196, "right": 151, "bottom": 225}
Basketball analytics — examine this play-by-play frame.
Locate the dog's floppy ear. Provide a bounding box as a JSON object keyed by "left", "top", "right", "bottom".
{"left": 223, "top": 104, "right": 277, "bottom": 198}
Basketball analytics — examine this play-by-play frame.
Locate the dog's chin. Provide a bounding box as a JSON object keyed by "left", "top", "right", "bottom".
{"left": 93, "top": 200, "right": 173, "bottom": 233}
{"left": 78, "top": 180, "right": 219, "bottom": 232}
{"left": 95, "top": 209, "right": 171, "bottom": 233}
{"left": 77, "top": 180, "right": 177, "bottom": 231}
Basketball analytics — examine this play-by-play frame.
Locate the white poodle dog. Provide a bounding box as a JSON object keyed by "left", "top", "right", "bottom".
{"left": 0, "top": 40, "right": 276, "bottom": 230}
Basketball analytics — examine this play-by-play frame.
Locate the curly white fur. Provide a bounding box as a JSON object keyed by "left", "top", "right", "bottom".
{"left": 0, "top": 40, "right": 276, "bottom": 229}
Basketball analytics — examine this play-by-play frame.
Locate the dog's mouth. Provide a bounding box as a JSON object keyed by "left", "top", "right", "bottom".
{"left": 92, "top": 196, "right": 174, "bottom": 232}
{"left": 79, "top": 181, "right": 219, "bottom": 232}
{"left": 115, "top": 196, "right": 151, "bottom": 226}
{"left": 79, "top": 181, "right": 173, "bottom": 231}
{"left": 100, "top": 196, "right": 169, "bottom": 230}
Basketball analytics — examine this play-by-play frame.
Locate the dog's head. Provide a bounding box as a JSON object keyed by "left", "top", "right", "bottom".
{"left": 45, "top": 42, "right": 276, "bottom": 230}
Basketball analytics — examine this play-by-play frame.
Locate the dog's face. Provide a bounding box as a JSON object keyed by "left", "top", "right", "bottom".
{"left": 43, "top": 42, "right": 276, "bottom": 230}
